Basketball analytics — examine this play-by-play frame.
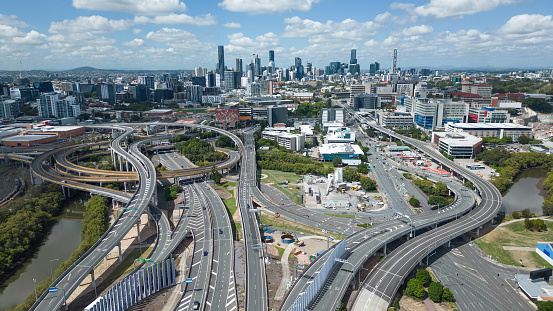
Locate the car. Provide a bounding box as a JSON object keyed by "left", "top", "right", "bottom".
{"left": 203, "top": 251, "right": 208, "bottom": 256}
{"left": 193, "top": 301, "right": 200, "bottom": 310}
{"left": 219, "top": 229, "right": 223, "bottom": 234}
{"left": 61, "top": 180, "right": 66, "bottom": 183}
{"left": 303, "top": 214, "right": 309, "bottom": 217}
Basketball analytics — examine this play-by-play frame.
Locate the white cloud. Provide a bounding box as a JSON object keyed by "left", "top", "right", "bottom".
{"left": 392, "top": 25, "right": 433, "bottom": 36}
{"left": 0, "top": 14, "right": 29, "bottom": 28}
{"left": 132, "top": 28, "right": 142, "bottom": 34}
{"left": 282, "top": 16, "right": 380, "bottom": 42}
{"left": 389, "top": 2, "right": 415, "bottom": 11}
{"left": 72, "top": 0, "right": 187, "bottom": 16}
{"left": 0, "top": 25, "right": 24, "bottom": 37}
{"left": 218, "top": 0, "right": 321, "bottom": 14}
{"left": 12, "top": 31, "right": 48, "bottom": 46}
{"left": 413, "top": 0, "right": 520, "bottom": 19}
{"left": 223, "top": 22, "right": 241, "bottom": 28}
{"left": 148, "top": 13, "right": 216, "bottom": 26}
{"left": 498, "top": 14, "right": 553, "bottom": 45}
{"left": 374, "top": 12, "right": 417, "bottom": 25}
{"left": 49, "top": 16, "right": 132, "bottom": 34}
{"left": 123, "top": 38, "right": 144, "bottom": 47}
{"left": 145, "top": 27, "right": 213, "bottom": 53}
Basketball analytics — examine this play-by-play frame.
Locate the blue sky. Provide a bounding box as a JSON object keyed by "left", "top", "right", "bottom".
{"left": 0, "top": 0, "right": 552, "bottom": 71}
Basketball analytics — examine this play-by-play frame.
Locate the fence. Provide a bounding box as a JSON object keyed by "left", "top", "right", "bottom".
{"left": 85, "top": 258, "right": 175, "bottom": 311}
{"left": 286, "top": 239, "right": 346, "bottom": 311}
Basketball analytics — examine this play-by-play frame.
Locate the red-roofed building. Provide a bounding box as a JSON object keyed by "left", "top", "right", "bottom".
{"left": 495, "top": 93, "right": 525, "bottom": 102}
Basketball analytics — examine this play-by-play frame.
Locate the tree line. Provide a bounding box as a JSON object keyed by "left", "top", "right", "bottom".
{"left": 257, "top": 149, "right": 333, "bottom": 176}
{"left": 175, "top": 138, "right": 227, "bottom": 167}
{"left": 8, "top": 194, "right": 110, "bottom": 311}
{"left": 0, "top": 183, "right": 65, "bottom": 283}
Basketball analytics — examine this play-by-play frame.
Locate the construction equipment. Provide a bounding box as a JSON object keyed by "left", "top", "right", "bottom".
{"left": 275, "top": 212, "right": 280, "bottom": 218}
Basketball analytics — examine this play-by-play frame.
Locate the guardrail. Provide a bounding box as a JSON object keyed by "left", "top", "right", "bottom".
{"left": 286, "top": 239, "right": 346, "bottom": 311}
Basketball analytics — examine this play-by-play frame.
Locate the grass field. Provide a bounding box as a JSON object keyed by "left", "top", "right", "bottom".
{"left": 218, "top": 182, "right": 241, "bottom": 240}
{"left": 100, "top": 246, "right": 153, "bottom": 286}
{"left": 323, "top": 213, "right": 356, "bottom": 219}
{"left": 260, "top": 211, "right": 345, "bottom": 240}
{"left": 478, "top": 220, "right": 553, "bottom": 268}
{"left": 261, "top": 170, "right": 303, "bottom": 204}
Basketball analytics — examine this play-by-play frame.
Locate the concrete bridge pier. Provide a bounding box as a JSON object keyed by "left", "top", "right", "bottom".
{"left": 118, "top": 242, "right": 122, "bottom": 261}
{"left": 136, "top": 220, "right": 141, "bottom": 241}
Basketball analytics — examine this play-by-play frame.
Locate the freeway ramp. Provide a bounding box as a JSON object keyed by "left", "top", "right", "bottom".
{"left": 352, "top": 287, "right": 389, "bottom": 311}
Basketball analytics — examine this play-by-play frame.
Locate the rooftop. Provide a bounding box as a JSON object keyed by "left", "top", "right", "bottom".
{"left": 434, "top": 131, "right": 482, "bottom": 146}
{"left": 319, "top": 143, "right": 363, "bottom": 154}
{"left": 446, "top": 122, "right": 531, "bottom": 130}
{"left": 3, "top": 134, "right": 56, "bottom": 142}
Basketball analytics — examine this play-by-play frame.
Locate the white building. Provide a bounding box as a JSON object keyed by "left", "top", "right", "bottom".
{"left": 377, "top": 111, "right": 413, "bottom": 128}
{"left": 433, "top": 132, "right": 483, "bottom": 158}
{"left": 261, "top": 130, "right": 305, "bottom": 151}
{"left": 319, "top": 143, "right": 364, "bottom": 161}
{"left": 444, "top": 122, "right": 533, "bottom": 141}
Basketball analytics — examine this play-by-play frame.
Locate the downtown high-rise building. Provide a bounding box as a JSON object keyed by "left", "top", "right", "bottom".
{"left": 350, "top": 49, "right": 357, "bottom": 64}
{"left": 392, "top": 48, "right": 397, "bottom": 74}
{"left": 217, "top": 45, "right": 225, "bottom": 75}
{"left": 269, "top": 50, "right": 274, "bottom": 63}
{"left": 252, "top": 54, "right": 261, "bottom": 76}
{"left": 236, "top": 58, "right": 243, "bottom": 77}
{"left": 370, "top": 62, "right": 380, "bottom": 75}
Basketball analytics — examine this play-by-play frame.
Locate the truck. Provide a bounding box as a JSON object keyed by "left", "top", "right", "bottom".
{"left": 275, "top": 212, "right": 280, "bottom": 218}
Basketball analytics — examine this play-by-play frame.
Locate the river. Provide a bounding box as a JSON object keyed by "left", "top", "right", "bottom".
{"left": 0, "top": 197, "right": 86, "bottom": 310}
{"left": 501, "top": 168, "right": 549, "bottom": 215}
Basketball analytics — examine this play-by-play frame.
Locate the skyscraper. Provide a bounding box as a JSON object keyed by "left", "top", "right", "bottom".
{"left": 392, "top": 48, "right": 397, "bottom": 74}
{"left": 350, "top": 49, "right": 357, "bottom": 64}
{"left": 217, "top": 45, "right": 225, "bottom": 76}
{"left": 370, "top": 62, "right": 380, "bottom": 75}
{"left": 236, "top": 58, "right": 243, "bottom": 77}
{"left": 252, "top": 54, "right": 261, "bottom": 76}
{"left": 269, "top": 50, "right": 274, "bottom": 63}
{"left": 295, "top": 57, "right": 302, "bottom": 68}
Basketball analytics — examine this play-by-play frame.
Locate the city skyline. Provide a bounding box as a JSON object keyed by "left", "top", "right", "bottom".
{"left": 0, "top": 0, "right": 552, "bottom": 71}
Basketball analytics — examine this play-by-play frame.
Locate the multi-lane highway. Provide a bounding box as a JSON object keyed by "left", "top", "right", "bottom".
{"left": 31, "top": 125, "right": 158, "bottom": 311}
{"left": 349, "top": 111, "right": 502, "bottom": 311}
{"left": 239, "top": 128, "right": 268, "bottom": 311}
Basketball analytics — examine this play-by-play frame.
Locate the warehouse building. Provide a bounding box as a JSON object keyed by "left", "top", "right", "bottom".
{"left": 2, "top": 134, "right": 57, "bottom": 147}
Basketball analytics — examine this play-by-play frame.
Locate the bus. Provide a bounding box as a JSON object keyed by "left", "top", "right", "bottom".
{"left": 466, "top": 164, "right": 485, "bottom": 170}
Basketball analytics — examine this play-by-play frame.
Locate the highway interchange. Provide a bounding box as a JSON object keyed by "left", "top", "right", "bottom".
{"left": 0, "top": 118, "right": 528, "bottom": 311}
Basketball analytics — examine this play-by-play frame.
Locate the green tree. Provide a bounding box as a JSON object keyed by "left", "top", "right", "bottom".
{"left": 463, "top": 181, "right": 474, "bottom": 189}
{"left": 332, "top": 156, "right": 342, "bottom": 167}
{"left": 405, "top": 278, "right": 425, "bottom": 300}
{"left": 442, "top": 287, "right": 454, "bottom": 302}
{"left": 409, "top": 196, "right": 420, "bottom": 207}
{"left": 518, "top": 135, "right": 530, "bottom": 144}
{"left": 524, "top": 217, "right": 533, "bottom": 230}
{"left": 357, "top": 165, "right": 369, "bottom": 174}
{"left": 428, "top": 282, "right": 443, "bottom": 302}
{"left": 521, "top": 208, "right": 531, "bottom": 218}
{"left": 360, "top": 177, "right": 377, "bottom": 191}
{"left": 434, "top": 182, "right": 448, "bottom": 196}
{"left": 512, "top": 211, "right": 522, "bottom": 219}
{"left": 416, "top": 269, "right": 432, "bottom": 286}
{"left": 428, "top": 196, "right": 449, "bottom": 208}
{"left": 216, "top": 135, "right": 235, "bottom": 149}
{"left": 211, "top": 166, "right": 221, "bottom": 184}
{"left": 392, "top": 298, "right": 400, "bottom": 311}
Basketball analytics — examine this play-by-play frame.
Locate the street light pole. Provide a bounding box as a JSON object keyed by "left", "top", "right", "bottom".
{"left": 49, "top": 258, "right": 59, "bottom": 283}
{"left": 33, "top": 278, "right": 38, "bottom": 302}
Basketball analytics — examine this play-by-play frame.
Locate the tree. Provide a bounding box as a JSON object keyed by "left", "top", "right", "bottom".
{"left": 409, "top": 196, "right": 420, "bottom": 207}
{"left": 216, "top": 135, "right": 235, "bottom": 149}
{"left": 518, "top": 135, "right": 530, "bottom": 144}
{"left": 434, "top": 182, "right": 448, "bottom": 196}
{"left": 521, "top": 208, "right": 531, "bottom": 218}
{"left": 357, "top": 165, "right": 369, "bottom": 174}
{"left": 332, "top": 156, "right": 342, "bottom": 167}
{"left": 210, "top": 166, "right": 221, "bottom": 184}
{"left": 392, "top": 298, "right": 400, "bottom": 311}
{"left": 512, "top": 211, "right": 522, "bottom": 219}
{"left": 405, "top": 278, "right": 425, "bottom": 300}
{"left": 428, "top": 195, "right": 449, "bottom": 208}
{"left": 442, "top": 287, "right": 454, "bottom": 302}
{"left": 463, "top": 181, "right": 474, "bottom": 189}
{"left": 416, "top": 269, "right": 432, "bottom": 286}
{"left": 524, "top": 217, "right": 533, "bottom": 230}
{"left": 259, "top": 120, "right": 268, "bottom": 129}
{"left": 360, "top": 177, "right": 377, "bottom": 191}
{"left": 428, "top": 282, "right": 443, "bottom": 302}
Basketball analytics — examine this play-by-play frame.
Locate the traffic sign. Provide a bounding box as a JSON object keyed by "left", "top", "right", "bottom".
{"left": 185, "top": 278, "right": 193, "bottom": 283}
{"left": 48, "top": 287, "right": 57, "bottom": 293}
{"left": 125, "top": 207, "right": 137, "bottom": 211}
{"left": 136, "top": 258, "right": 153, "bottom": 263}
{"left": 334, "top": 258, "right": 349, "bottom": 264}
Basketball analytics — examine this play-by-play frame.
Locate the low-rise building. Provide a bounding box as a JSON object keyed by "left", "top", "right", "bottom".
{"left": 377, "top": 111, "right": 414, "bottom": 128}
{"left": 433, "top": 132, "right": 483, "bottom": 158}
{"left": 324, "top": 126, "right": 355, "bottom": 144}
{"left": 28, "top": 125, "right": 86, "bottom": 138}
{"left": 444, "top": 122, "right": 533, "bottom": 141}
{"left": 2, "top": 134, "right": 57, "bottom": 146}
{"left": 261, "top": 130, "right": 305, "bottom": 151}
{"left": 319, "top": 143, "right": 363, "bottom": 161}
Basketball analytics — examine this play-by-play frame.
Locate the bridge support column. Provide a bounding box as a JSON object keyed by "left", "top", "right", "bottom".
{"left": 119, "top": 155, "right": 123, "bottom": 171}
{"left": 118, "top": 242, "right": 122, "bottom": 261}
{"left": 476, "top": 227, "right": 480, "bottom": 236}
{"left": 126, "top": 160, "right": 129, "bottom": 172}
{"left": 29, "top": 168, "right": 34, "bottom": 186}
{"left": 90, "top": 269, "right": 97, "bottom": 297}
{"left": 165, "top": 125, "right": 168, "bottom": 133}
{"left": 448, "top": 239, "right": 451, "bottom": 248}
{"left": 136, "top": 220, "right": 141, "bottom": 241}
{"left": 124, "top": 182, "right": 127, "bottom": 192}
